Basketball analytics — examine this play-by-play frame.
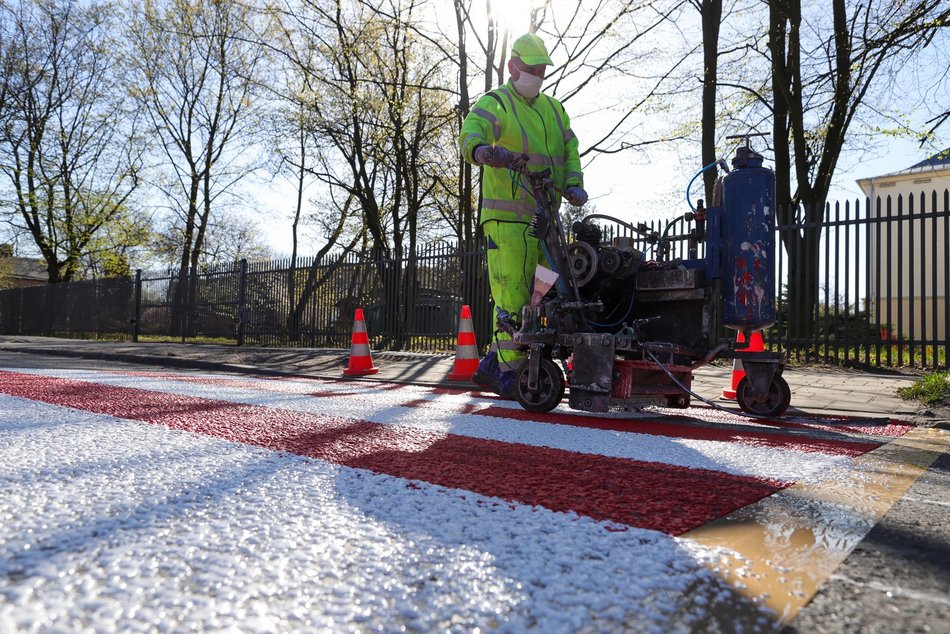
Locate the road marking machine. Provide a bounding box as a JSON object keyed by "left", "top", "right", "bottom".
{"left": 506, "top": 137, "right": 790, "bottom": 417}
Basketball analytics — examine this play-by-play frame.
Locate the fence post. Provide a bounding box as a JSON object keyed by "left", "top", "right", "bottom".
{"left": 94, "top": 279, "right": 100, "bottom": 340}
{"left": 179, "top": 267, "right": 190, "bottom": 343}
{"left": 132, "top": 269, "right": 142, "bottom": 342}
{"left": 17, "top": 287, "right": 24, "bottom": 335}
{"left": 237, "top": 258, "right": 248, "bottom": 347}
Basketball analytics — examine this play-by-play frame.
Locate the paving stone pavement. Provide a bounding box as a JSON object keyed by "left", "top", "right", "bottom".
{"left": 0, "top": 335, "right": 930, "bottom": 423}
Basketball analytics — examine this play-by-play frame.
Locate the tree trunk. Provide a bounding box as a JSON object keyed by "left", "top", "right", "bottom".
{"left": 769, "top": 0, "right": 818, "bottom": 343}
{"left": 700, "top": 0, "right": 722, "bottom": 204}
{"left": 288, "top": 125, "right": 305, "bottom": 337}
{"left": 170, "top": 176, "right": 201, "bottom": 337}
{"left": 454, "top": 0, "right": 476, "bottom": 251}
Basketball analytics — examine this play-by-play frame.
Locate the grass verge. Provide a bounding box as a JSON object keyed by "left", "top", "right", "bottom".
{"left": 897, "top": 371, "right": 950, "bottom": 406}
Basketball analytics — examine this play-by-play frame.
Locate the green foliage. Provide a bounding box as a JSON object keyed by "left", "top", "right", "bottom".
{"left": 816, "top": 308, "right": 882, "bottom": 343}
{"left": 785, "top": 343, "right": 947, "bottom": 370}
{"left": 561, "top": 200, "right": 590, "bottom": 229}
{"left": 0, "top": 257, "right": 12, "bottom": 289}
{"left": 0, "top": 0, "right": 141, "bottom": 283}
{"left": 99, "top": 250, "right": 132, "bottom": 278}
{"left": 898, "top": 372, "right": 950, "bottom": 405}
{"left": 777, "top": 285, "right": 885, "bottom": 346}
{"left": 78, "top": 199, "right": 153, "bottom": 278}
{"left": 136, "top": 335, "right": 235, "bottom": 345}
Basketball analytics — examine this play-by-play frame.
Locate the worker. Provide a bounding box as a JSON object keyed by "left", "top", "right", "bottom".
{"left": 459, "top": 32, "right": 587, "bottom": 397}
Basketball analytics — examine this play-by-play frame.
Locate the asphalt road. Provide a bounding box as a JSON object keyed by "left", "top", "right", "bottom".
{"left": 0, "top": 347, "right": 947, "bottom": 633}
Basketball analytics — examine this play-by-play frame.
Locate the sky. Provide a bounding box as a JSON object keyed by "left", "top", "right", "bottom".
{"left": 254, "top": 113, "right": 942, "bottom": 260}
{"left": 247, "top": 1, "right": 947, "bottom": 258}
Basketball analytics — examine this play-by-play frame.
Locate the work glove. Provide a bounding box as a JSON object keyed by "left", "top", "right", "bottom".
{"left": 564, "top": 186, "right": 588, "bottom": 207}
{"left": 473, "top": 145, "right": 528, "bottom": 170}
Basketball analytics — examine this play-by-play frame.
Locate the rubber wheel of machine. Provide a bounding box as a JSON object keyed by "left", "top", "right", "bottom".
{"left": 735, "top": 375, "right": 791, "bottom": 417}
{"left": 666, "top": 395, "right": 691, "bottom": 408}
{"left": 515, "top": 358, "right": 566, "bottom": 413}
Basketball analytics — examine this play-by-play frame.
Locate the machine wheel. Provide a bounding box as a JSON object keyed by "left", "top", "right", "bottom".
{"left": 666, "top": 394, "right": 691, "bottom": 408}
{"left": 515, "top": 358, "right": 566, "bottom": 413}
{"left": 735, "top": 375, "right": 791, "bottom": 417}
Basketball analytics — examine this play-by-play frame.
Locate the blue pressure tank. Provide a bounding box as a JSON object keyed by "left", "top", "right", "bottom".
{"left": 720, "top": 144, "right": 776, "bottom": 331}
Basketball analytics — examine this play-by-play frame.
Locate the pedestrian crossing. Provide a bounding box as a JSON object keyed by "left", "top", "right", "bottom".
{"left": 0, "top": 366, "right": 936, "bottom": 632}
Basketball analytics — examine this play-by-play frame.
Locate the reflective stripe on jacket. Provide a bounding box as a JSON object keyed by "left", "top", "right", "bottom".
{"left": 459, "top": 82, "right": 583, "bottom": 225}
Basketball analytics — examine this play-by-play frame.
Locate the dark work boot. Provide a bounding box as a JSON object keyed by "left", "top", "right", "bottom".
{"left": 472, "top": 349, "right": 500, "bottom": 392}
{"left": 498, "top": 370, "right": 516, "bottom": 400}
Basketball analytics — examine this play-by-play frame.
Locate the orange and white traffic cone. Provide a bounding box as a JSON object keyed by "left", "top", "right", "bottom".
{"left": 343, "top": 308, "right": 379, "bottom": 376}
{"left": 448, "top": 305, "right": 480, "bottom": 381}
{"left": 748, "top": 330, "right": 765, "bottom": 353}
{"left": 722, "top": 330, "right": 764, "bottom": 399}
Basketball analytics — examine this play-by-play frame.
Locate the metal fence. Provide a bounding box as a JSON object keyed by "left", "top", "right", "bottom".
{"left": 1, "top": 189, "right": 948, "bottom": 370}
{"left": 776, "top": 189, "right": 950, "bottom": 369}
{"left": 125, "top": 241, "right": 493, "bottom": 352}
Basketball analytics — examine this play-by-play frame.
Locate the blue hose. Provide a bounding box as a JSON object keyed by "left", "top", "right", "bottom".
{"left": 539, "top": 241, "right": 571, "bottom": 296}
{"left": 686, "top": 160, "right": 720, "bottom": 211}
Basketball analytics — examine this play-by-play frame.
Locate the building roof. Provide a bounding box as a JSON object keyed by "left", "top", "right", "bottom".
{"left": 872, "top": 147, "right": 950, "bottom": 180}
{"left": 855, "top": 148, "right": 950, "bottom": 189}
{"left": 855, "top": 148, "right": 950, "bottom": 195}
{"left": 11, "top": 257, "right": 47, "bottom": 281}
{"left": 907, "top": 147, "right": 950, "bottom": 170}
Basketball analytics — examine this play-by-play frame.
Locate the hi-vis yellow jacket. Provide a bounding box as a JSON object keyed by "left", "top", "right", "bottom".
{"left": 460, "top": 81, "right": 583, "bottom": 225}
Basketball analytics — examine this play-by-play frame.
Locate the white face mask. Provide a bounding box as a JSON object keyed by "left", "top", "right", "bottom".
{"left": 512, "top": 72, "right": 543, "bottom": 99}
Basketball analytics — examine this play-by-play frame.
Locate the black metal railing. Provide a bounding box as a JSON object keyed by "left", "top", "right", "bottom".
{"left": 775, "top": 188, "right": 950, "bottom": 369}
{"left": 1, "top": 188, "right": 948, "bottom": 369}
{"left": 125, "top": 241, "right": 493, "bottom": 353}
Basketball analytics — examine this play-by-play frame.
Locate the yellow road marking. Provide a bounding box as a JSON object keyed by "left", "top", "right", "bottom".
{"left": 683, "top": 426, "right": 950, "bottom": 626}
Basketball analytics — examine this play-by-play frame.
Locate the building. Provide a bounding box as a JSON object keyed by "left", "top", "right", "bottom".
{"left": 0, "top": 245, "right": 47, "bottom": 289}
{"left": 857, "top": 149, "right": 950, "bottom": 341}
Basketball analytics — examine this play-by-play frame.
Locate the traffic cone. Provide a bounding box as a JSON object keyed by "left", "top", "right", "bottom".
{"left": 722, "top": 330, "right": 764, "bottom": 399}
{"left": 722, "top": 332, "right": 745, "bottom": 400}
{"left": 748, "top": 330, "right": 765, "bottom": 352}
{"left": 448, "top": 305, "right": 480, "bottom": 381}
{"left": 343, "top": 308, "right": 379, "bottom": 376}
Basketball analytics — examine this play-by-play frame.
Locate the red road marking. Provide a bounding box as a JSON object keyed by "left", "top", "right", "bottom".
{"left": 98, "top": 371, "right": 888, "bottom": 454}
{"left": 0, "top": 370, "right": 788, "bottom": 535}
{"left": 750, "top": 416, "right": 913, "bottom": 438}
{"left": 473, "top": 406, "right": 884, "bottom": 457}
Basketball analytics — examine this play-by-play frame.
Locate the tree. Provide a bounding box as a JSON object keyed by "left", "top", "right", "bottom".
{"left": 696, "top": 0, "right": 722, "bottom": 204}
{"left": 145, "top": 211, "right": 274, "bottom": 271}
{"left": 0, "top": 0, "right": 143, "bottom": 283}
{"left": 768, "top": 0, "right": 950, "bottom": 338}
{"left": 198, "top": 212, "right": 275, "bottom": 267}
{"left": 78, "top": 203, "right": 152, "bottom": 278}
{"left": 266, "top": 0, "right": 385, "bottom": 336}
{"left": 449, "top": 0, "right": 477, "bottom": 251}
{"left": 266, "top": 0, "right": 458, "bottom": 347}
{"left": 537, "top": 1, "right": 693, "bottom": 157}
{"left": 444, "top": 1, "right": 702, "bottom": 237}
{"left": 0, "top": 243, "right": 14, "bottom": 289}
{"left": 923, "top": 109, "right": 949, "bottom": 141}
{"left": 256, "top": 13, "right": 367, "bottom": 337}
{"left": 126, "top": 0, "right": 264, "bottom": 334}
{"left": 267, "top": 0, "right": 396, "bottom": 259}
